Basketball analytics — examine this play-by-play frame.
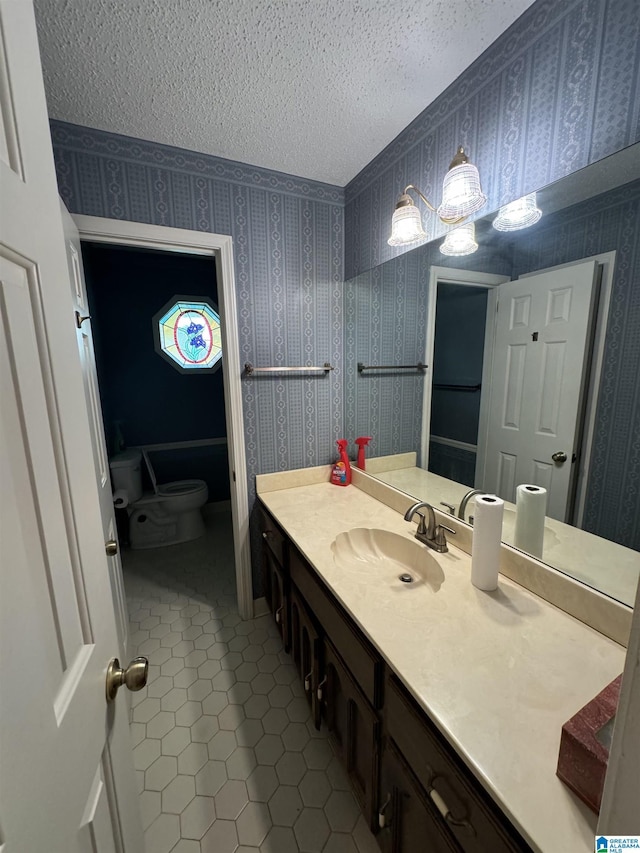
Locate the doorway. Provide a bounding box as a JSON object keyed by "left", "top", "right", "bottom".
{"left": 82, "top": 241, "right": 229, "bottom": 498}
{"left": 429, "top": 282, "right": 490, "bottom": 486}
{"left": 73, "top": 215, "right": 253, "bottom": 619}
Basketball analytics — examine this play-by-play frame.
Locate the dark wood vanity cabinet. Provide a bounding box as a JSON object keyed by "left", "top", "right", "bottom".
{"left": 384, "top": 675, "right": 530, "bottom": 853}
{"left": 320, "top": 637, "right": 380, "bottom": 830}
{"left": 261, "top": 511, "right": 290, "bottom": 651}
{"left": 289, "top": 584, "right": 322, "bottom": 728}
{"left": 378, "top": 739, "right": 459, "bottom": 853}
{"left": 259, "top": 503, "right": 531, "bottom": 853}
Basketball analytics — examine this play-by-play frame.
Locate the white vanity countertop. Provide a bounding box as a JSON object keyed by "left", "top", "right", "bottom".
{"left": 258, "top": 479, "right": 625, "bottom": 853}
{"left": 373, "top": 465, "right": 640, "bottom": 607}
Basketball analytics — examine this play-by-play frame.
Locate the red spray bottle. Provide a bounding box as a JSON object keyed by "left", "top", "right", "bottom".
{"left": 355, "top": 436, "right": 372, "bottom": 470}
{"left": 330, "top": 439, "right": 352, "bottom": 486}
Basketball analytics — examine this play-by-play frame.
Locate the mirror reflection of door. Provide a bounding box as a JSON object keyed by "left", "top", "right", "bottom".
{"left": 477, "top": 260, "right": 599, "bottom": 522}
{"left": 429, "top": 282, "right": 490, "bottom": 487}
{"left": 428, "top": 258, "right": 600, "bottom": 524}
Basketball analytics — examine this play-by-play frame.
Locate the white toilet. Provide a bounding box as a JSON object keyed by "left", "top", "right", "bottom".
{"left": 110, "top": 448, "right": 208, "bottom": 549}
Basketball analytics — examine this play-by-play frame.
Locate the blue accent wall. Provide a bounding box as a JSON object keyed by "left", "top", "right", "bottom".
{"left": 82, "top": 242, "right": 230, "bottom": 502}
{"left": 431, "top": 284, "right": 488, "bottom": 444}
{"left": 344, "top": 0, "right": 640, "bottom": 279}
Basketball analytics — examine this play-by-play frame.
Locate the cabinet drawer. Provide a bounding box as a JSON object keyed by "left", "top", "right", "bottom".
{"left": 385, "top": 676, "right": 530, "bottom": 853}
{"left": 378, "top": 739, "right": 460, "bottom": 853}
{"left": 290, "top": 546, "right": 384, "bottom": 709}
{"left": 260, "top": 505, "right": 287, "bottom": 567}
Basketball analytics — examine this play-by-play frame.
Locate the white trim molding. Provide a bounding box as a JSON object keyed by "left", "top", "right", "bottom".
{"left": 72, "top": 216, "right": 253, "bottom": 619}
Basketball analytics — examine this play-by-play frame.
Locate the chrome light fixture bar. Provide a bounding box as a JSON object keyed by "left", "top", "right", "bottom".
{"left": 492, "top": 192, "right": 542, "bottom": 231}
{"left": 388, "top": 147, "right": 486, "bottom": 247}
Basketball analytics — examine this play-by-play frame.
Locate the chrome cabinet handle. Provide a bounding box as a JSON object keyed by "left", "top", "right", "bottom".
{"left": 304, "top": 671, "right": 313, "bottom": 692}
{"left": 428, "top": 781, "right": 475, "bottom": 836}
{"left": 106, "top": 656, "right": 148, "bottom": 703}
{"left": 378, "top": 792, "right": 392, "bottom": 828}
{"left": 316, "top": 676, "right": 327, "bottom": 701}
{"left": 275, "top": 606, "right": 282, "bottom": 624}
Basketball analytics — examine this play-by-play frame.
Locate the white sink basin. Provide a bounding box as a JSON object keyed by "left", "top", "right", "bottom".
{"left": 331, "top": 528, "right": 445, "bottom": 592}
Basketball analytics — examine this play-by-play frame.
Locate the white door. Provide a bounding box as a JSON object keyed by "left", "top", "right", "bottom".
{"left": 61, "top": 203, "right": 130, "bottom": 659}
{"left": 0, "top": 3, "right": 143, "bottom": 852}
{"left": 478, "top": 260, "right": 598, "bottom": 520}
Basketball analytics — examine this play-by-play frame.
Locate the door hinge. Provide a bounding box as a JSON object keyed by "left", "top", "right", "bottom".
{"left": 232, "top": 470, "right": 236, "bottom": 482}
{"left": 531, "top": 331, "right": 539, "bottom": 341}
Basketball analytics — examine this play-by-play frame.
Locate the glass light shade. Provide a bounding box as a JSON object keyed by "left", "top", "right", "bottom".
{"left": 388, "top": 201, "right": 428, "bottom": 246}
{"left": 437, "top": 162, "right": 486, "bottom": 222}
{"left": 439, "top": 223, "right": 478, "bottom": 256}
{"left": 492, "top": 193, "right": 542, "bottom": 231}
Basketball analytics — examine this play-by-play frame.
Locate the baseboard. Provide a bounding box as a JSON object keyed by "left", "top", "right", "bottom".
{"left": 202, "top": 500, "right": 231, "bottom": 520}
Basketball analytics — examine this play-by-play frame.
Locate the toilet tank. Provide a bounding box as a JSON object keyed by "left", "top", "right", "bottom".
{"left": 110, "top": 449, "right": 143, "bottom": 503}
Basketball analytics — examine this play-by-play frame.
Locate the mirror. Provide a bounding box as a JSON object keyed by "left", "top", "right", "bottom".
{"left": 344, "top": 144, "right": 640, "bottom": 607}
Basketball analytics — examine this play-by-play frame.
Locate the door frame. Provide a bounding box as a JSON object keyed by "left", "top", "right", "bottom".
{"left": 420, "top": 266, "right": 509, "bottom": 470}
{"left": 72, "top": 216, "right": 253, "bottom": 619}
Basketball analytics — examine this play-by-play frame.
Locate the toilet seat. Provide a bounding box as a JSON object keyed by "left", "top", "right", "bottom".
{"left": 157, "top": 479, "right": 207, "bottom": 497}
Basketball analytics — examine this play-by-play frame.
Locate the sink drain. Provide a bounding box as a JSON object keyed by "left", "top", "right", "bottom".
{"left": 399, "top": 573, "right": 414, "bottom": 583}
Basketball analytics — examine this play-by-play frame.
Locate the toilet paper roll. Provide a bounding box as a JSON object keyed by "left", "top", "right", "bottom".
{"left": 113, "top": 489, "right": 129, "bottom": 509}
{"left": 471, "top": 494, "right": 504, "bottom": 591}
{"left": 514, "top": 484, "right": 547, "bottom": 559}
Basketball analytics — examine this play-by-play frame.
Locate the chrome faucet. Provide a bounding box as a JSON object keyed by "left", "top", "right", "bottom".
{"left": 458, "top": 488, "right": 484, "bottom": 522}
{"left": 403, "top": 501, "right": 455, "bottom": 553}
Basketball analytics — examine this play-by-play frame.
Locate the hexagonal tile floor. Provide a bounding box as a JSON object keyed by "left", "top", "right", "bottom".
{"left": 124, "top": 509, "right": 379, "bottom": 853}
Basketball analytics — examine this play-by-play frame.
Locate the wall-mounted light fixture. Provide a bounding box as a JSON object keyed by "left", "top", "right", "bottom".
{"left": 492, "top": 192, "right": 542, "bottom": 231}
{"left": 439, "top": 222, "right": 478, "bottom": 256}
{"left": 388, "top": 147, "right": 486, "bottom": 246}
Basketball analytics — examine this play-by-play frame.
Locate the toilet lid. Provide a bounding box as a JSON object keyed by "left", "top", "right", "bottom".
{"left": 157, "top": 479, "right": 206, "bottom": 497}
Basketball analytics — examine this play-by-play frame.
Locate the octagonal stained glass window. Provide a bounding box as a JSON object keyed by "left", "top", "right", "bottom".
{"left": 154, "top": 297, "right": 222, "bottom": 372}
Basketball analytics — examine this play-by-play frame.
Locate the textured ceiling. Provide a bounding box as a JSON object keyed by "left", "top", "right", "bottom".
{"left": 34, "top": 0, "right": 536, "bottom": 186}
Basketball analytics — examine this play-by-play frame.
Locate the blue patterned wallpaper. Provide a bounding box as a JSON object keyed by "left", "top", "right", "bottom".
{"left": 344, "top": 242, "right": 512, "bottom": 462}
{"left": 50, "top": 121, "right": 344, "bottom": 594}
{"left": 344, "top": 0, "right": 640, "bottom": 279}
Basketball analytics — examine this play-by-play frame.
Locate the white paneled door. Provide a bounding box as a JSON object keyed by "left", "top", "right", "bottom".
{"left": 0, "top": 2, "right": 143, "bottom": 852}
{"left": 478, "top": 260, "right": 598, "bottom": 521}
{"left": 61, "top": 203, "right": 131, "bottom": 661}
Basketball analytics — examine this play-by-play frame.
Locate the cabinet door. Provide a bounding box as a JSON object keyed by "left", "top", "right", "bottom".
{"left": 378, "top": 740, "right": 460, "bottom": 853}
{"left": 290, "top": 585, "right": 322, "bottom": 729}
{"left": 321, "top": 639, "right": 379, "bottom": 831}
{"left": 264, "top": 547, "right": 290, "bottom": 651}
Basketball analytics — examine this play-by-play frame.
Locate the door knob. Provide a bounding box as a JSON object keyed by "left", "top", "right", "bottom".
{"left": 552, "top": 451, "right": 568, "bottom": 464}
{"left": 106, "top": 657, "right": 148, "bottom": 703}
{"left": 105, "top": 540, "right": 118, "bottom": 556}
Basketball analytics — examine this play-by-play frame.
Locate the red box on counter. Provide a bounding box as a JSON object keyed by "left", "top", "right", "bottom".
{"left": 556, "top": 674, "right": 622, "bottom": 813}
